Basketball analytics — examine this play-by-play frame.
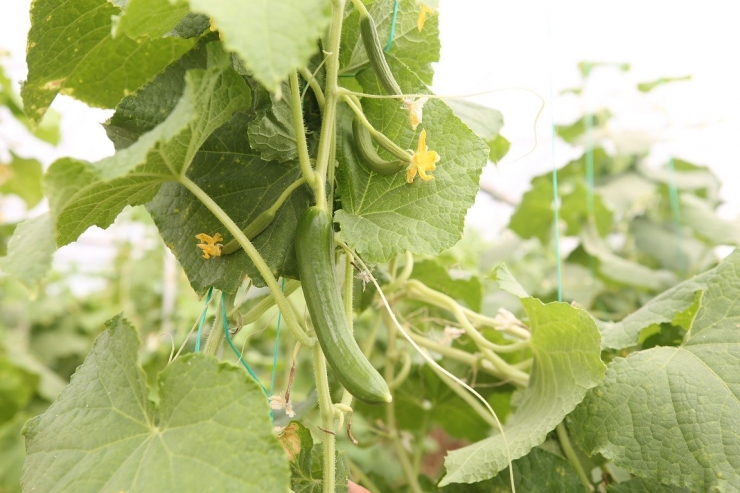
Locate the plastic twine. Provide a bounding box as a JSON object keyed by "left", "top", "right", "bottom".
{"left": 385, "top": 0, "right": 400, "bottom": 53}
{"left": 221, "top": 292, "right": 268, "bottom": 396}
{"left": 194, "top": 286, "right": 214, "bottom": 352}
{"left": 666, "top": 158, "right": 686, "bottom": 273}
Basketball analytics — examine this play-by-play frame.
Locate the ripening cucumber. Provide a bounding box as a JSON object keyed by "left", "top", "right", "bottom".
{"left": 359, "top": 13, "right": 403, "bottom": 97}
{"left": 353, "top": 116, "right": 404, "bottom": 175}
{"left": 296, "top": 207, "right": 392, "bottom": 404}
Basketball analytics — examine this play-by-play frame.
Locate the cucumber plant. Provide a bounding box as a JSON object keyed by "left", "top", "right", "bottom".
{"left": 1, "top": 1, "right": 738, "bottom": 493}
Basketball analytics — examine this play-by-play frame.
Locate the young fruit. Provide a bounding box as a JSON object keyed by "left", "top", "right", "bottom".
{"left": 353, "top": 116, "right": 404, "bottom": 175}
{"left": 359, "top": 13, "right": 403, "bottom": 97}
{"left": 296, "top": 207, "right": 392, "bottom": 404}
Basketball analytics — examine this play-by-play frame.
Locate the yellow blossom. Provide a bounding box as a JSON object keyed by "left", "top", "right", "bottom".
{"left": 406, "top": 129, "right": 439, "bottom": 183}
{"left": 417, "top": 3, "right": 437, "bottom": 32}
{"left": 401, "top": 96, "right": 428, "bottom": 130}
{"left": 195, "top": 232, "right": 223, "bottom": 259}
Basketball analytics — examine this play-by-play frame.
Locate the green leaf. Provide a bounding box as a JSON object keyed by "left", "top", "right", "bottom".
{"left": 247, "top": 82, "right": 298, "bottom": 163}
{"left": 680, "top": 194, "right": 740, "bottom": 246}
{"left": 0, "top": 357, "right": 38, "bottom": 425}
{"left": 0, "top": 413, "right": 28, "bottom": 493}
{"left": 412, "top": 259, "right": 483, "bottom": 311}
{"left": 607, "top": 477, "right": 690, "bottom": 493}
{"left": 555, "top": 110, "right": 610, "bottom": 144}
{"left": 637, "top": 75, "right": 691, "bottom": 92}
{"left": 335, "top": 57, "right": 488, "bottom": 263}
{"left": 597, "top": 266, "right": 713, "bottom": 350}
{"left": 440, "top": 299, "right": 605, "bottom": 485}
{"left": 0, "top": 213, "right": 56, "bottom": 291}
{"left": 638, "top": 162, "right": 720, "bottom": 203}
{"left": 113, "top": 0, "right": 192, "bottom": 39}
{"left": 0, "top": 153, "right": 44, "bottom": 208}
{"left": 491, "top": 263, "right": 529, "bottom": 298}
{"left": 440, "top": 447, "right": 583, "bottom": 492}
{"left": 22, "top": 0, "right": 195, "bottom": 123}
{"left": 445, "top": 99, "right": 509, "bottom": 164}
{"left": 44, "top": 42, "right": 251, "bottom": 246}
{"left": 22, "top": 315, "right": 289, "bottom": 492}
{"left": 340, "top": 0, "right": 440, "bottom": 84}
{"left": 183, "top": 0, "right": 331, "bottom": 92}
{"left": 570, "top": 250, "right": 740, "bottom": 492}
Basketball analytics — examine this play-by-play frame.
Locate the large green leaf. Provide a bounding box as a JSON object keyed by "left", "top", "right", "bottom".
{"left": 439, "top": 298, "right": 605, "bottom": 485}
{"left": 335, "top": 57, "right": 488, "bottom": 263}
{"left": 412, "top": 259, "right": 483, "bottom": 311}
{"left": 0, "top": 358, "right": 38, "bottom": 425}
{"left": 44, "top": 42, "right": 251, "bottom": 246}
{"left": 113, "top": 0, "right": 192, "bottom": 39}
{"left": 0, "top": 213, "right": 56, "bottom": 291}
{"left": 0, "top": 413, "right": 28, "bottom": 493}
{"left": 440, "top": 447, "right": 583, "bottom": 492}
{"left": 608, "top": 477, "right": 690, "bottom": 493}
{"left": 445, "top": 99, "right": 509, "bottom": 164}
{"left": 247, "top": 82, "right": 298, "bottom": 163}
{"left": 182, "top": 0, "right": 331, "bottom": 92}
{"left": 339, "top": 0, "right": 440, "bottom": 84}
{"left": 0, "top": 153, "right": 44, "bottom": 207}
{"left": 570, "top": 250, "right": 740, "bottom": 492}
{"left": 22, "top": 0, "right": 195, "bottom": 124}
{"left": 680, "top": 194, "right": 740, "bottom": 246}
{"left": 22, "top": 315, "right": 289, "bottom": 492}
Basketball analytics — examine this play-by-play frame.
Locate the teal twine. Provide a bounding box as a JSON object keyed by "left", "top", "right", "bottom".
{"left": 270, "top": 278, "right": 286, "bottom": 395}
{"left": 221, "top": 292, "right": 268, "bottom": 396}
{"left": 583, "top": 63, "right": 596, "bottom": 279}
{"left": 384, "top": 0, "right": 400, "bottom": 53}
{"left": 666, "top": 158, "right": 686, "bottom": 273}
{"left": 546, "top": 7, "right": 563, "bottom": 302}
{"left": 194, "top": 286, "right": 214, "bottom": 352}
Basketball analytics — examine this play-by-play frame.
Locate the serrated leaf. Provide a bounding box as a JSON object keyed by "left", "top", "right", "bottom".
{"left": 183, "top": 0, "right": 331, "bottom": 92}
{"left": 680, "top": 194, "right": 740, "bottom": 246}
{"left": 597, "top": 266, "right": 713, "bottom": 350}
{"left": 607, "top": 477, "right": 690, "bottom": 493}
{"left": 445, "top": 99, "right": 508, "bottom": 164}
{"left": 281, "top": 420, "right": 349, "bottom": 493}
{"left": 570, "top": 250, "right": 740, "bottom": 492}
{"left": 22, "top": 315, "right": 289, "bottom": 492}
{"left": 22, "top": 0, "right": 195, "bottom": 124}
{"left": 0, "top": 213, "right": 56, "bottom": 291}
{"left": 0, "top": 153, "right": 44, "bottom": 208}
{"left": 440, "top": 298, "right": 605, "bottom": 485}
{"left": 487, "top": 134, "right": 511, "bottom": 164}
{"left": 247, "top": 82, "right": 298, "bottom": 163}
{"left": 44, "top": 42, "right": 251, "bottom": 246}
{"left": 335, "top": 57, "right": 488, "bottom": 263}
{"left": 440, "top": 447, "right": 583, "bottom": 493}
{"left": 491, "top": 263, "right": 529, "bottom": 298}
{"left": 340, "top": 0, "right": 440, "bottom": 84}
{"left": 113, "top": 0, "right": 191, "bottom": 39}
{"left": 412, "top": 259, "right": 483, "bottom": 311}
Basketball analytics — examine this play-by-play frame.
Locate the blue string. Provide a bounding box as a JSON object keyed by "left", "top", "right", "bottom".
{"left": 666, "top": 158, "right": 686, "bottom": 273}
{"left": 546, "top": 7, "right": 563, "bottom": 303}
{"left": 194, "top": 286, "right": 214, "bottom": 352}
{"left": 384, "top": 0, "right": 400, "bottom": 53}
{"left": 270, "top": 278, "right": 286, "bottom": 395}
{"left": 221, "top": 292, "right": 268, "bottom": 396}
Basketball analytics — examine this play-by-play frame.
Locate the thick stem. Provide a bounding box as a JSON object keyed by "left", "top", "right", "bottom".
{"left": 179, "top": 175, "right": 315, "bottom": 348}
{"left": 556, "top": 422, "right": 593, "bottom": 492}
{"left": 313, "top": 0, "right": 346, "bottom": 212}
{"left": 235, "top": 280, "right": 301, "bottom": 327}
{"left": 313, "top": 345, "right": 336, "bottom": 493}
{"left": 290, "top": 71, "right": 319, "bottom": 191}
{"left": 298, "top": 66, "right": 326, "bottom": 108}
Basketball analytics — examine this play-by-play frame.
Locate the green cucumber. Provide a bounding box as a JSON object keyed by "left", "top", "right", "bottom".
{"left": 359, "top": 13, "right": 403, "bottom": 97}
{"left": 296, "top": 207, "right": 392, "bottom": 404}
{"left": 352, "top": 116, "right": 403, "bottom": 175}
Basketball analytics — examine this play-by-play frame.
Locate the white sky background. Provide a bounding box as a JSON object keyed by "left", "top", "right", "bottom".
{"left": 1, "top": 0, "right": 739, "bottom": 261}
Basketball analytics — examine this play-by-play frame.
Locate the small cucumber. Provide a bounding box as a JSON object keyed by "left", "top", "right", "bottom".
{"left": 353, "top": 116, "right": 403, "bottom": 175}
{"left": 221, "top": 209, "right": 275, "bottom": 255}
{"left": 359, "top": 13, "right": 403, "bottom": 97}
{"left": 296, "top": 207, "right": 392, "bottom": 404}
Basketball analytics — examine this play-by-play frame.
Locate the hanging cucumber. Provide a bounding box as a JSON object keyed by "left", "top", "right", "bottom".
{"left": 352, "top": 116, "right": 404, "bottom": 175}
{"left": 359, "top": 13, "right": 403, "bottom": 97}
{"left": 296, "top": 207, "right": 392, "bottom": 404}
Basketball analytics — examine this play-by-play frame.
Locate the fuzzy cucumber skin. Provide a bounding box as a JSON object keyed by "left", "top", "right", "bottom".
{"left": 296, "top": 207, "right": 392, "bottom": 404}
{"left": 353, "top": 116, "right": 403, "bottom": 175}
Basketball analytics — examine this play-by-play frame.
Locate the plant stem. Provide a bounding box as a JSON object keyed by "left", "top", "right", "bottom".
{"left": 314, "top": 0, "right": 346, "bottom": 212}
{"left": 430, "top": 361, "right": 501, "bottom": 429}
{"left": 236, "top": 280, "right": 301, "bottom": 327}
{"left": 298, "top": 66, "right": 325, "bottom": 108}
{"left": 556, "top": 422, "right": 592, "bottom": 492}
{"left": 313, "top": 344, "right": 336, "bottom": 493}
{"left": 290, "top": 71, "right": 319, "bottom": 191}
{"left": 179, "top": 175, "right": 315, "bottom": 348}
{"left": 203, "top": 292, "right": 235, "bottom": 356}
{"left": 383, "top": 311, "right": 423, "bottom": 493}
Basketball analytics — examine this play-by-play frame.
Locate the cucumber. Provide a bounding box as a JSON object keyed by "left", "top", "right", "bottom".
{"left": 353, "top": 116, "right": 403, "bottom": 175}
{"left": 296, "top": 207, "right": 392, "bottom": 404}
{"left": 359, "top": 13, "right": 403, "bottom": 97}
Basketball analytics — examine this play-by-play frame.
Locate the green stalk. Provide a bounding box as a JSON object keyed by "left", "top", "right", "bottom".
{"left": 179, "top": 175, "right": 315, "bottom": 348}
{"left": 298, "top": 66, "right": 325, "bottom": 108}
{"left": 556, "top": 422, "right": 592, "bottom": 492}
{"left": 203, "top": 292, "right": 235, "bottom": 356}
{"left": 290, "top": 71, "right": 319, "bottom": 191}
{"left": 313, "top": 0, "right": 346, "bottom": 212}
{"left": 313, "top": 345, "right": 336, "bottom": 493}
{"left": 236, "top": 280, "right": 301, "bottom": 326}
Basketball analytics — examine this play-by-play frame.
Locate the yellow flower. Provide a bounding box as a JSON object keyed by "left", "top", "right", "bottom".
{"left": 195, "top": 232, "right": 223, "bottom": 259}
{"left": 402, "top": 96, "right": 428, "bottom": 130}
{"left": 417, "top": 3, "right": 437, "bottom": 32}
{"left": 406, "top": 129, "right": 439, "bottom": 183}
